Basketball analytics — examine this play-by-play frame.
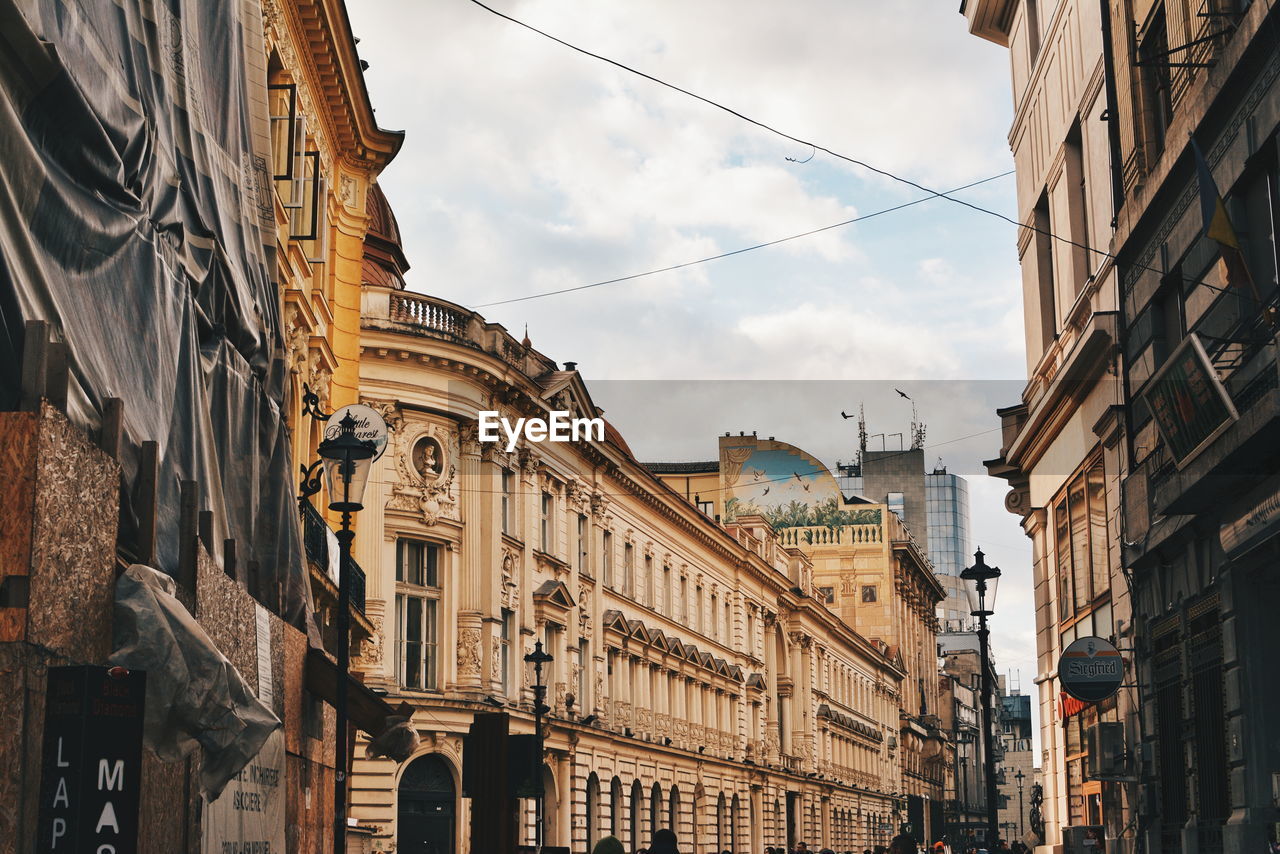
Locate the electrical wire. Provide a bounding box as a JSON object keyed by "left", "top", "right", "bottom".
{"left": 462, "top": 0, "right": 1255, "bottom": 305}
{"left": 472, "top": 170, "right": 1014, "bottom": 308}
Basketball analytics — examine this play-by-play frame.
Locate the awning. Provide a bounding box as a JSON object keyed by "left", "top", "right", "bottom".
{"left": 304, "top": 646, "right": 400, "bottom": 736}
{"left": 1060, "top": 691, "right": 1090, "bottom": 721}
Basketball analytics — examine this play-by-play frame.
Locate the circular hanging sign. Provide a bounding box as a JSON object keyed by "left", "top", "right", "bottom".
{"left": 1058, "top": 636, "right": 1124, "bottom": 703}
{"left": 325, "top": 404, "right": 389, "bottom": 461}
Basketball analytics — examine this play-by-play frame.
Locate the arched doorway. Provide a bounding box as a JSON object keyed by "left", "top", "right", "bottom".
{"left": 668, "top": 785, "right": 680, "bottom": 836}
{"left": 716, "top": 792, "right": 727, "bottom": 850}
{"left": 611, "top": 777, "right": 624, "bottom": 838}
{"left": 630, "top": 780, "right": 644, "bottom": 852}
{"left": 397, "top": 754, "right": 456, "bottom": 854}
{"left": 650, "top": 783, "right": 662, "bottom": 838}
{"left": 730, "top": 792, "right": 740, "bottom": 852}
{"left": 542, "top": 764, "right": 559, "bottom": 845}
{"left": 586, "top": 773, "right": 601, "bottom": 850}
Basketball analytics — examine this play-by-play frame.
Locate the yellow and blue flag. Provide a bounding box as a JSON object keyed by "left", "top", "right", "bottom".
{"left": 1191, "top": 137, "right": 1240, "bottom": 249}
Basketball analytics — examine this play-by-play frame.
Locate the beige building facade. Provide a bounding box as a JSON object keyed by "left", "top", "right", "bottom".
{"left": 964, "top": 0, "right": 1134, "bottom": 850}
{"left": 343, "top": 261, "right": 924, "bottom": 851}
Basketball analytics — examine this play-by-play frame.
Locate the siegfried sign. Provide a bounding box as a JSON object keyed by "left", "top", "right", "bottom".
{"left": 1143, "top": 334, "right": 1238, "bottom": 468}
{"left": 1058, "top": 636, "right": 1124, "bottom": 703}
{"left": 37, "top": 665, "right": 145, "bottom": 854}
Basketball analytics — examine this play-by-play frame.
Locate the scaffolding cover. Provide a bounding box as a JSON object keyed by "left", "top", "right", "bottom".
{"left": 0, "top": 0, "right": 306, "bottom": 619}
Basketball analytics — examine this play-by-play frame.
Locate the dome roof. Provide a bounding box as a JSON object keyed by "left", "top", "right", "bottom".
{"left": 363, "top": 182, "right": 410, "bottom": 289}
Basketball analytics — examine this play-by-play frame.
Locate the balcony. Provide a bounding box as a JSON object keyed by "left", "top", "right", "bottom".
{"left": 301, "top": 500, "right": 366, "bottom": 614}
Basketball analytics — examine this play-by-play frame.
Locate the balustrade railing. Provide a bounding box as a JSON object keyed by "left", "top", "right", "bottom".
{"left": 389, "top": 292, "right": 469, "bottom": 338}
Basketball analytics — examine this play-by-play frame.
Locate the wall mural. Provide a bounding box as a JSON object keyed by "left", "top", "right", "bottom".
{"left": 719, "top": 437, "right": 881, "bottom": 530}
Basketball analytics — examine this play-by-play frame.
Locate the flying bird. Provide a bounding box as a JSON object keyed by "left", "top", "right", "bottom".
{"left": 895, "top": 388, "right": 911, "bottom": 399}
{"left": 840, "top": 410, "right": 855, "bottom": 419}
{"left": 802, "top": 483, "right": 811, "bottom": 492}
{"left": 792, "top": 472, "right": 803, "bottom": 482}
{"left": 761, "top": 487, "right": 770, "bottom": 495}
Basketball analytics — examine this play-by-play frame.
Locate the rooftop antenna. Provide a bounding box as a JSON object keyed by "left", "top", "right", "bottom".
{"left": 859, "top": 403, "right": 867, "bottom": 460}
{"left": 910, "top": 402, "right": 927, "bottom": 450}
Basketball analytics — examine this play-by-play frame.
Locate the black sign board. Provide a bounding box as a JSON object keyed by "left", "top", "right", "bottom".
{"left": 1142, "top": 334, "right": 1238, "bottom": 468}
{"left": 37, "top": 665, "right": 146, "bottom": 854}
{"left": 1058, "top": 636, "right": 1124, "bottom": 703}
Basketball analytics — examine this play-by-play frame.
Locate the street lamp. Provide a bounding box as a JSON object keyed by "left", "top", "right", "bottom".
{"left": 960, "top": 548, "right": 1001, "bottom": 848}
{"left": 524, "top": 639, "right": 553, "bottom": 851}
{"left": 301, "top": 407, "right": 376, "bottom": 854}
{"left": 1015, "top": 769, "right": 1026, "bottom": 837}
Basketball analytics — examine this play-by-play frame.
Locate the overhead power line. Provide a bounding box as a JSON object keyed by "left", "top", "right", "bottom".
{"left": 463, "top": 0, "right": 1252, "bottom": 303}
{"left": 473, "top": 170, "right": 1014, "bottom": 308}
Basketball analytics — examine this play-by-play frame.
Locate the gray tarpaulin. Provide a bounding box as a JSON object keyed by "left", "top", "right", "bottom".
{"left": 111, "top": 564, "right": 281, "bottom": 799}
{"left": 0, "top": 0, "right": 307, "bottom": 619}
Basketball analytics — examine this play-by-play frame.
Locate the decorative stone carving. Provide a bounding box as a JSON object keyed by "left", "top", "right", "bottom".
{"left": 459, "top": 421, "right": 482, "bottom": 457}
{"left": 388, "top": 421, "right": 458, "bottom": 525}
{"left": 500, "top": 551, "right": 518, "bottom": 610}
{"left": 490, "top": 636, "right": 502, "bottom": 683}
{"left": 307, "top": 351, "right": 331, "bottom": 407}
{"left": 285, "top": 307, "right": 308, "bottom": 376}
{"left": 636, "top": 708, "right": 652, "bottom": 732}
{"left": 564, "top": 476, "right": 589, "bottom": 511}
{"left": 361, "top": 613, "right": 384, "bottom": 666}
{"left": 457, "top": 627, "right": 482, "bottom": 677}
{"left": 589, "top": 489, "right": 609, "bottom": 517}
{"left": 339, "top": 174, "right": 357, "bottom": 208}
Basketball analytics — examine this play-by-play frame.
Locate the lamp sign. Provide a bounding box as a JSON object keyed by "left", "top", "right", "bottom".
{"left": 37, "top": 665, "right": 145, "bottom": 854}
{"left": 1058, "top": 636, "right": 1124, "bottom": 703}
{"left": 324, "top": 404, "right": 388, "bottom": 460}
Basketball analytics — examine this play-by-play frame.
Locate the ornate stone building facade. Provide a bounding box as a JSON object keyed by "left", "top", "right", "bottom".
{"left": 345, "top": 263, "right": 921, "bottom": 851}
{"left": 964, "top": 0, "right": 1133, "bottom": 849}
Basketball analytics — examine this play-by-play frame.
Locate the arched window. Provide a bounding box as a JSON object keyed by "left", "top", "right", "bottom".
{"left": 668, "top": 785, "right": 681, "bottom": 836}
{"left": 650, "top": 782, "right": 662, "bottom": 837}
{"left": 631, "top": 780, "right": 644, "bottom": 852}
{"left": 610, "top": 777, "right": 624, "bottom": 838}
{"left": 585, "top": 773, "right": 601, "bottom": 850}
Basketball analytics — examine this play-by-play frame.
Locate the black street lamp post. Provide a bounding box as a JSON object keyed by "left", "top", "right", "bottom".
{"left": 524, "top": 639, "right": 553, "bottom": 851}
{"left": 1015, "top": 769, "right": 1026, "bottom": 837}
{"left": 301, "top": 407, "right": 376, "bottom": 854}
{"left": 960, "top": 548, "right": 1002, "bottom": 848}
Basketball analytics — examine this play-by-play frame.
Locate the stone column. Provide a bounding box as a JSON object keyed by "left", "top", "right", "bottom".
{"left": 454, "top": 424, "right": 487, "bottom": 691}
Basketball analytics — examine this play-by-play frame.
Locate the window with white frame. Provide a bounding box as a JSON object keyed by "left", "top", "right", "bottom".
{"left": 500, "top": 609, "right": 514, "bottom": 697}
{"left": 623, "top": 543, "right": 635, "bottom": 598}
{"left": 577, "top": 514, "right": 589, "bottom": 571}
{"left": 603, "top": 531, "right": 613, "bottom": 588}
{"left": 395, "top": 539, "right": 440, "bottom": 691}
{"left": 501, "top": 469, "right": 514, "bottom": 535}
{"left": 540, "top": 492, "right": 553, "bottom": 552}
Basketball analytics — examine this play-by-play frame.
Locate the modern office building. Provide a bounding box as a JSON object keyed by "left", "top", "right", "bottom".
{"left": 838, "top": 432, "right": 974, "bottom": 632}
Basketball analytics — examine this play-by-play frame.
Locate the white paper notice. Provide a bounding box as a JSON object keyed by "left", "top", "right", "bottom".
{"left": 202, "top": 729, "right": 286, "bottom": 854}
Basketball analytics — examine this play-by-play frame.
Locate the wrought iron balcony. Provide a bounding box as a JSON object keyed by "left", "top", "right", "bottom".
{"left": 300, "top": 500, "right": 366, "bottom": 614}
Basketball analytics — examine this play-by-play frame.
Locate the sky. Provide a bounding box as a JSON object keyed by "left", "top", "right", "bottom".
{"left": 348, "top": 0, "right": 1040, "bottom": 751}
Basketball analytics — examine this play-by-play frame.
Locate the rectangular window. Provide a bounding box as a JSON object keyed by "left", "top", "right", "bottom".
{"left": 501, "top": 469, "right": 514, "bottom": 535}
{"left": 396, "top": 593, "right": 438, "bottom": 690}
{"left": 1034, "top": 190, "right": 1057, "bottom": 346}
{"left": 397, "top": 539, "right": 439, "bottom": 587}
{"left": 662, "top": 565, "right": 671, "bottom": 613}
{"left": 501, "top": 609, "right": 514, "bottom": 697}
{"left": 697, "top": 500, "right": 714, "bottom": 516}
{"left": 577, "top": 514, "right": 589, "bottom": 571}
{"left": 540, "top": 492, "right": 552, "bottom": 551}
{"left": 696, "top": 586, "right": 704, "bottom": 633}
{"left": 1138, "top": 10, "right": 1173, "bottom": 155}
{"left": 602, "top": 531, "right": 613, "bottom": 588}
{"left": 396, "top": 539, "right": 440, "bottom": 691}
{"left": 680, "top": 576, "right": 688, "bottom": 622}
{"left": 578, "top": 639, "right": 589, "bottom": 709}
{"left": 644, "top": 555, "right": 654, "bottom": 606}
{"left": 711, "top": 593, "right": 719, "bottom": 637}
{"left": 624, "top": 543, "right": 635, "bottom": 597}
{"left": 1054, "top": 456, "right": 1109, "bottom": 623}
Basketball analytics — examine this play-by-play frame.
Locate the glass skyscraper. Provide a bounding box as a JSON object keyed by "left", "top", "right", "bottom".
{"left": 925, "top": 466, "right": 973, "bottom": 631}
